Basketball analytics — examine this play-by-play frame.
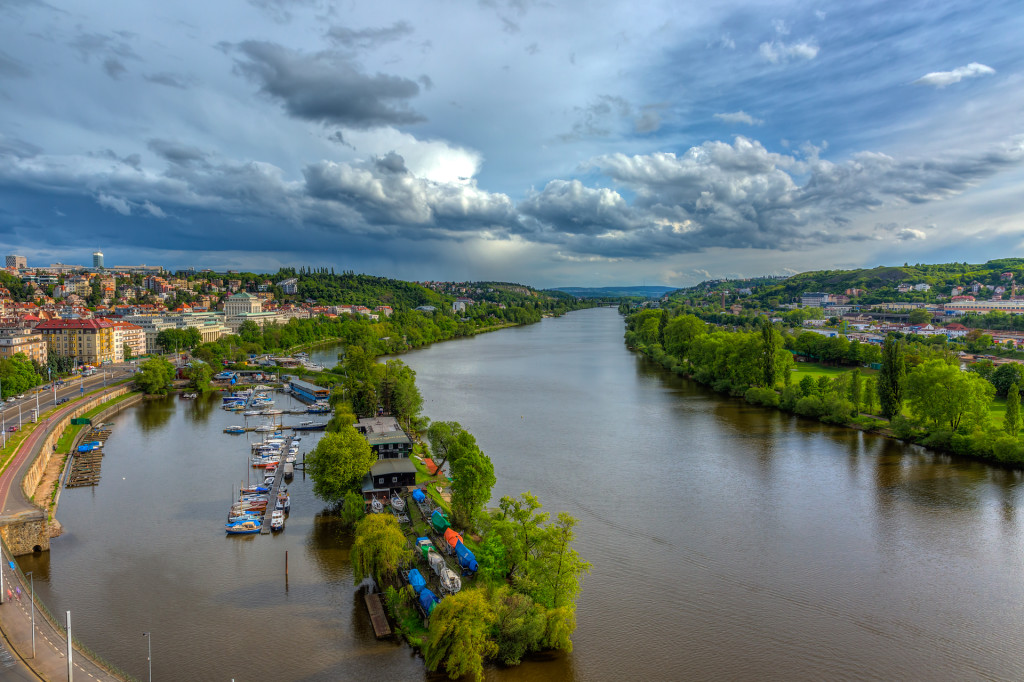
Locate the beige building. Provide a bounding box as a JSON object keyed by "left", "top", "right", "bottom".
{"left": 224, "top": 291, "right": 262, "bottom": 316}
{"left": 0, "top": 329, "right": 47, "bottom": 365}
{"left": 110, "top": 321, "right": 146, "bottom": 361}
{"left": 35, "top": 318, "right": 116, "bottom": 365}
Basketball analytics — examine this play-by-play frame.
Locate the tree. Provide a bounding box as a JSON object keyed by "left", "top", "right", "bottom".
{"left": 991, "top": 363, "right": 1024, "bottom": 398}
{"left": 1005, "top": 383, "right": 1021, "bottom": 437}
{"left": 425, "top": 589, "right": 498, "bottom": 682}
{"left": 849, "top": 368, "right": 862, "bottom": 412}
{"left": 759, "top": 318, "right": 778, "bottom": 387}
{"left": 491, "top": 492, "right": 548, "bottom": 578}
{"left": 237, "top": 320, "right": 262, "bottom": 344}
{"left": 798, "top": 375, "right": 815, "bottom": 397}
{"left": 878, "top": 336, "right": 906, "bottom": 420}
{"left": 965, "top": 329, "right": 993, "bottom": 354}
{"left": 863, "top": 376, "right": 878, "bottom": 414}
{"left": 0, "top": 353, "right": 43, "bottom": 397}
{"left": 134, "top": 357, "right": 175, "bottom": 395}
{"left": 903, "top": 359, "right": 994, "bottom": 431}
{"left": 451, "top": 446, "right": 496, "bottom": 530}
{"left": 528, "top": 512, "right": 590, "bottom": 611}
{"left": 185, "top": 362, "right": 213, "bottom": 392}
{"left": 908, "top": 309, "right": 933, "bottom": 325}
{"left": 122, "top": 342, "right": 133, "bottom": 362}
{"left": 662, "top": 314, "right": 706, "bottom": 358}
{"left": 305, "top": 427, "right": 376, "bottom": 504}
{"left": 427, "top": 421, "right": 469, "bottom": 473}
{"left": 490, "top": 586, "right": 545, "bottom": 665}
{"left": 339, "top": 489, "right": 366, "bottom": 526}
{"left": 350, "top": 513, "right": 412, "bottom": 584}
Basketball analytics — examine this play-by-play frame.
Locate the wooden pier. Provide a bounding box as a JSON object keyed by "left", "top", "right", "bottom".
{"left": 258, "top": 436, "right": 289, "bottom": 535}
{"left": 364, "top": 593, "right": 392, "bottom": 637}
{"left": 65, "top": 426, "right": 114, "bottom": 488}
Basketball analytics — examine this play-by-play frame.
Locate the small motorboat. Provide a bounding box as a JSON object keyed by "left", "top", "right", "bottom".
{"left": 225, "top": 519, "right": 261, "bottom": 534}
{"left": 243, "top": 410, "right": 262, "bottom": 417}
{"left": 224, "top": 426, "right": 246, "bottom": 434}
{"left": 254, "top": 425, "right": 276, "bottom": 433}
{"left": 276, "top": 492, "right": 291, "bottom": 512}
{"left": 270, "top": 509, "right": 285, "bottom": 531}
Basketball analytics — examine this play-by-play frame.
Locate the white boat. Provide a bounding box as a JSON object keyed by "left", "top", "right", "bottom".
{"left": 270, "top": 509, "right": 285, "bottom": 531}
{"left": 243, "top": 410, "right": 262, "bottom": 417}
{"left": 370, "top": 498, "right": 383, "bottom": 514}
{"left": 261, "top": 409, "right": 283, "bottom": 415}
{"left": 391, "top": 494, "right": 405, "bottom": 512}
{"left": 254, "top": 425, "right": 276, "bottom": 432}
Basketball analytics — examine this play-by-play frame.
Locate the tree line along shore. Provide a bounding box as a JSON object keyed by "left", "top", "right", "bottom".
{"left": 624, "top": 305, "right": 1024, "bottom": 467}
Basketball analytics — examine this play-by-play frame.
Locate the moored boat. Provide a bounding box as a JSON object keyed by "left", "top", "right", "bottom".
{"left": 270, "top": 509, "right": 285, "bottom": 531}
{"left": 225, "top": 519, "right": 261, "bottom": 534}
{"left": 224, "top": 425, "right": 246, "bottom": 434}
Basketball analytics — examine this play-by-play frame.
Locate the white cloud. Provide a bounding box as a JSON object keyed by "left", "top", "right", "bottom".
{"left": 713, "top": 111, "right": 763, "bottom": 126}
{"left": 759, "top": 40, "right": 819, "bottom": 63}
{"left": 96, "top": 193, "right": 131, "bottom": 216}
{"left": 914, "top": 62, "right": 995, "bottom": 88}
{"left": 896, "top": 228, "right": 926, "bottom": 241}
{"left": 142, "top": 200, "right": 167, "bottom": 218}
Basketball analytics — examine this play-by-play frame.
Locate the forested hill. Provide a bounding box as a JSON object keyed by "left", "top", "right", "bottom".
{"left": 669, "top": 259, "right": 1024, "bottom": 306}
{"left": 277, "top": 269, "right": 445, "bottom": 308}
{"left": 548, "top": 285, "right": 676, "bottom": 299}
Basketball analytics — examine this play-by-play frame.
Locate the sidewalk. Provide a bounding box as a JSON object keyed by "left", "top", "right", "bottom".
{"left": 0, "top": 554, "right": 124, "bottom": 681}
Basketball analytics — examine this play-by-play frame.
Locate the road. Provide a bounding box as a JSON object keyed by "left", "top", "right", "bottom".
{"left": 0, "top": 367, "right": 134, "bottom": 518}
{"left": 0, "top": 368, "right": 133, "bottom": 681}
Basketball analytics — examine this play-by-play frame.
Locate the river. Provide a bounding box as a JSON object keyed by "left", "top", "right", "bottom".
{"left": 19, "top": 307, "right": 1024, "bottom": 680}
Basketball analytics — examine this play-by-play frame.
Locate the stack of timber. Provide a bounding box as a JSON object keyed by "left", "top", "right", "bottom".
{"left": 67, "top": 448, "right": 104, "bottom": 487}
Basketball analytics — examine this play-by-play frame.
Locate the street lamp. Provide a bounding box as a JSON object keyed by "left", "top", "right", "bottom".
{"left": 143, "top": 631, "right": 152, "bottom": 682}
{"left": 25, "top": 570, "right": 34, "bottom": 658}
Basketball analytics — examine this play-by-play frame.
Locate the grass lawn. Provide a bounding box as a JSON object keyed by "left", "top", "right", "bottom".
{"left": 789, "top": 361, "right": 877, "bottom": 381}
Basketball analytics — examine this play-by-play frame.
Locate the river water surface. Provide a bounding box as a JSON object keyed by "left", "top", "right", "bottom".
{"left": 20, "top": 307, "right": 1024, "bottom": 680}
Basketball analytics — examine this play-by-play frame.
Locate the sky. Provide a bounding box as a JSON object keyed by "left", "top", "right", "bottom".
{"left": 0, "top": 0, "right": 1022, "bottom": 288}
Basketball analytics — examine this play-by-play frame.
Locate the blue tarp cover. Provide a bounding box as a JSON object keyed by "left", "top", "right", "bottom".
{"left": 408, "top": 569, "right": 426, "bottom": 594}
{"left": 419, "top": 588, "right": 439, "bottom": 614}
{"left": 412, "top": 489, "right": 426, "bottom": 503}
{"left": 454, "top": 540, "right": 478, "bottom": 572}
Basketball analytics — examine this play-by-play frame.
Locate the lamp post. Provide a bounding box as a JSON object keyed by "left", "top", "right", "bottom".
{"left": 143, "top": 631, "right": 151, "bottom": 682}
{"left": 25, "top": 570, "right": 34, "bottom": 658}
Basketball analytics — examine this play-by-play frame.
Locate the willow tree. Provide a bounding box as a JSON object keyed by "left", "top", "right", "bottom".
{"left": 425, "top": 589, "right": 497, "bottom": 682}
{"left": 350, "top": 514, "right": 412, "bottom": 584}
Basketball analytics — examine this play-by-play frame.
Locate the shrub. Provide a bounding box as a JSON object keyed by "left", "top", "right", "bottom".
{"left": 919, "top": 429, "right": 954, "bottom": 451}
{"left": 794, "top": 395, "right": 824, "bottom": 418}
{"left": 991, "top": 435, "right": 1024, "bottom": 463}
{"left": 711, "top": 378, "right": 734, "bottom": 394}
{"left": 745, "top": 386, "right": 780, "bottom": 407}
{"left": 820, "top": 394, "right": 855, "bottom": 425}
{"left": 779, "top": 384, "right": 803, "bottom": 411}
{"left": 891, "top": 415, "right": 917, "bottom": 439}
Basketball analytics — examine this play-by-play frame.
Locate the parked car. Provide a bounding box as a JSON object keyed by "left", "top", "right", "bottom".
{"left": 5, "top": 398, "right": 13, "bottom": 403}
{"left": 15, "top": 394, "right": 24, "bottom": 399}
{"left": 7, "top": 426, "right": 16, "bottom": 432}
{"left": 57, "top": 397, "right": 69, "bottom": 404}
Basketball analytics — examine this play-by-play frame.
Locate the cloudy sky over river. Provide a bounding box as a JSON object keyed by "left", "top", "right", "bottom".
{"left": 1, "top": 0, "right": 1021, "bottom": 285}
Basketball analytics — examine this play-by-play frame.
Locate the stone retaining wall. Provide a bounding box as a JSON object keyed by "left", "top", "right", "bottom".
{"left": 22, "top": 386, "right": 131, "bottom": 502}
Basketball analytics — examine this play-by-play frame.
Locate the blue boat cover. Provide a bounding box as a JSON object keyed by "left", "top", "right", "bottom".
{"left": 412, "top": 489, "right": 426, "bottom": 503}
{"left": 454, "top": 541, "right": 478, "bottom": 572}
{"left": 419, "top": 588, "right": 439, "bottom": 614}
{"left": 408, "top": 569, "right": 426, "bottom": 595}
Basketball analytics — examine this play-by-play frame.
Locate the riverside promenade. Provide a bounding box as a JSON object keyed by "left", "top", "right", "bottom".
{"left": 0, "top": 379, "right": 133, "bottom": 681}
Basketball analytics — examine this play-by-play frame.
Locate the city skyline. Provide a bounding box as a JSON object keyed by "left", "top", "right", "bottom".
{"left": 0, "top": 0, "right": 1021, "bottom": 288}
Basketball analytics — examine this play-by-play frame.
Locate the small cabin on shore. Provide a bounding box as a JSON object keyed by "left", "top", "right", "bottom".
{"left": 361, "top": 458, "right": 418, "bottom": 501}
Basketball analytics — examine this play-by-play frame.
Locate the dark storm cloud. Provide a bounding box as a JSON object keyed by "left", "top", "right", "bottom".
{"left": 0, "top": 132, "right": 1021, "bottom": 264}
{"left": 325, "top": 21, "right": 414, "bottom": 49}
{"left": 147, "top": 139, "right": 208, "bottom": 166}
{"left": 229, "top": 41, "right": 425, "bottom": 129}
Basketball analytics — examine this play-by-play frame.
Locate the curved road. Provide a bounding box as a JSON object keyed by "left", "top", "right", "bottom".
{"left": 0, "top": 368, "right": 134, "bottom": 516}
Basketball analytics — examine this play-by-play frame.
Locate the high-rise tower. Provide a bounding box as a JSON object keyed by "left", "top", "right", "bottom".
{"left": 93, "top": 249, "right": 104, "bottom": 269}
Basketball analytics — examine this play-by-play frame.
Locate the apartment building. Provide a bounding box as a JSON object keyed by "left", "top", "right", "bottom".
{"left": 35, "top": 318, "right": 116, "bottom": 365}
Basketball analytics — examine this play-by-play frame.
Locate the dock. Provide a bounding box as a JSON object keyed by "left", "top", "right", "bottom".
{"left": 258, "top": 436, "right": 289, "bottom": 535}
{"left": 364, "top": 593, "right": 392, "bottom": 637}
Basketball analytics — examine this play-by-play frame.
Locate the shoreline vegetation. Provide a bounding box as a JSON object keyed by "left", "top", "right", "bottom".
{"left": 622, "top": 305, "right": 1024, "bottom": 468}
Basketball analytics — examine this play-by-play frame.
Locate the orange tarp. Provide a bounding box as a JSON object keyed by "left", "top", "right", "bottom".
{"left": 443, "top": 527, "right": 463, "bottom": 548}
{"left": 423, "top": 458, "right": 439, "bottom": 475}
